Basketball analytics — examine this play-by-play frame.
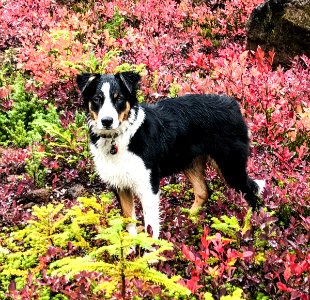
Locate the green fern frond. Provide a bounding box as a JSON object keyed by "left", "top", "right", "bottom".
{"left": 51, "top": 252, "right": 190, "bottom": 297}
{"left": 220, "top": 287, "right": 246, "bottom": 300}
{"left": 74, "top": 210, "right": 102, "bottom": 225}
{"left": 129, "top": 231, "right": 173, "bottom": 250}
{"left": 124, "top": 265, "right": 190, "bottom": 296}
{"left": 1, "top": 268, "right": 29, "bottom": 277}
{"left": 242, "top": 209, "right": 252, "bottom": 234}
{"left": 77, "top": 197, "right": 103, "bottom": 211}
{"left": 211, "top": 215, "right": 241, "bottom": 238}
{"left": 50, "top": 256, "right": 120, "bottom": 278}
{"left": 94, "top": 278, "right": 119, "bottom": 297}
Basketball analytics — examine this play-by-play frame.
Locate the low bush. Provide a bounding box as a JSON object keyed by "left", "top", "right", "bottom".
{"left": 0, "top": 194, "right": 190, "bottom": 299}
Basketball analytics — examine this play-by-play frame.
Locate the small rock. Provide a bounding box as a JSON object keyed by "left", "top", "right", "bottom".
{"left": 67, "top": 184, "right": 87, "bottom": 199}
{"left": 24, "top": 202, "right": 36, "bottom": 209}
{"left": 24, "top": 188, "right": 51, "bottom": 203}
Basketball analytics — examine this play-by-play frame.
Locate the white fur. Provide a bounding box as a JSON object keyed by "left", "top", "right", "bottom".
{"left": 91, "top": 107, "right": 147, "bottom": 190}
{"left": 97, "top": 82, "right": 119, "bottom": 130}
{"left": 90, "top": 107, "right": 161, "bottom": 238}
{"left": 255, "top": 179, "right": 266, "bottom": 195}
{"left": 140, "top": 191, "right": 160, "bottom": 239}
{"left": 126, "top": 222, "right": 137, "bottom": 236}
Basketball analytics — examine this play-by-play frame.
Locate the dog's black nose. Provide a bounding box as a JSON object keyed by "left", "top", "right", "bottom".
{"left": 101, "top": 117, "right": 113, "bottom": 128}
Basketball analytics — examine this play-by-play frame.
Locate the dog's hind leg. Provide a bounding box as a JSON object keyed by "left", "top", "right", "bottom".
{"left": 212, "top": 144, "right": 262, "bottom": 209}
{"left": 117, "top": 189, "right": 137, "bottom": 236}
{"left": 184, "top": 156, "right": 209, "bottom": 213}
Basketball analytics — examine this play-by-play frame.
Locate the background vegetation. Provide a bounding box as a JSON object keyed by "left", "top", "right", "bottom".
{"left": 0, "top": 0, "right": 309, "bottom": 299}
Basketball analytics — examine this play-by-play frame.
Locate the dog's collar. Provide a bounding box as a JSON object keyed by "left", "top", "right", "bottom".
{"left": 98, "top": 126, "right": 130, "bottom": 155}
{"left": 99, "top": 132, "right": 119, "bottom": 139}
{"left": 99, "top": 132, "right": 119, "bottom": 155}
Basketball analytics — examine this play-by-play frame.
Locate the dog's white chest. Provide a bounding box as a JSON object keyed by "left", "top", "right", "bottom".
{"left": 89, "top": 107, "right": 150, "bottom": 193}
{"left": 90, "top": 137, "right": 150, "bottom": 192}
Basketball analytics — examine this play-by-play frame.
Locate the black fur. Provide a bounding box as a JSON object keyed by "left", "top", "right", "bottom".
{"left": 130, "top": 95, "right": 259, "bottom": 207}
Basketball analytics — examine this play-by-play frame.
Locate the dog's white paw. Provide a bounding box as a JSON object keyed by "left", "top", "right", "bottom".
{"left": 255, "top": 179, "right": 266, "bottom": 195}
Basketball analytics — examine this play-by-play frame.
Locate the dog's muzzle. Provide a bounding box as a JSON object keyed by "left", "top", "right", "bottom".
{"left": 101, "top": 116, "right": 114, "bottom": 129}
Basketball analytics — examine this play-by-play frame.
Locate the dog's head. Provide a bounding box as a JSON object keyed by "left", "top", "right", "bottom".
{"left": 76, "top": 72, "right": 141, "bottom": 133}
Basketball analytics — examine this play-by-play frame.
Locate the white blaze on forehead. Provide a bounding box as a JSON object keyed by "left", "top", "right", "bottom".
{"left": 97, "top": 82, "right": 120, "bottom": 129}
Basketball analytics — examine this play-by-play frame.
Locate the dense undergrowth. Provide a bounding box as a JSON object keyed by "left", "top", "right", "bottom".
{"left": 0, "top": 0, "right": 309, "bottom": 299}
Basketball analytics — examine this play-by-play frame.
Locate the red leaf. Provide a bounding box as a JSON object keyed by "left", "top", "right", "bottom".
{"left": 186, "top": 276, "right": 203, "bottom": 293}
{"left": 201, "top": 235, "right": 211, "bottom": 249}
{"left": 277, "top": 282, "right": 294, "bottom": 293}
{"left": 182, "top": 244, "right": 196, "bottom": 262}
{"left": 255, "top": 46, "right": 265, "bottom": 62}
{"left": 242, "top": 251, "right": 253, "bottom": 259}
{"left": 52, "top": 173, "right": 58, "bottom": 190}
{"left": 283, "top": 268, "right": 291, "bottom": 282}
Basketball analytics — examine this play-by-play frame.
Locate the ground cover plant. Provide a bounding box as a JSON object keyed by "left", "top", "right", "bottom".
{"left": 0, "top": 0, "right": 309, "bottom": 299}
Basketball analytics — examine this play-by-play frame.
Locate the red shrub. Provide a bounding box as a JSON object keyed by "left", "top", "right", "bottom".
{"left": 0, "top": 0, "right": 65, "bottom": 49}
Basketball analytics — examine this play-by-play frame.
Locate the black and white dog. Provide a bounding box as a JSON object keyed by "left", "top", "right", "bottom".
{"left": 77, "top": 72, "right": 264, "bottom": 239}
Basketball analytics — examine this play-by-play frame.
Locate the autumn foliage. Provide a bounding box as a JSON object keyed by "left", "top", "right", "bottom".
{"left": 0, "top": 0, "right": 309, "bottom": 299}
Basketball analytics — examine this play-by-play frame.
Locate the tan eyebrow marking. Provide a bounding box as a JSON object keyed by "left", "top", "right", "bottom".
{"left": 89, "top": 102, "right": 98, "bottom": 121}
{"left": 118, "top": 101, "right": 131, "bottom": 122}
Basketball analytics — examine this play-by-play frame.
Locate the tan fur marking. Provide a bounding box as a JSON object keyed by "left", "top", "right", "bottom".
{"left": 118, "top": 189, "right": 134, "bottom": 218}
{"left": 209, "top": 158, "right": 225, "bottom": 182}
{"left": 89, "top": 102, "right": 98, "bottom": 121}
{"left": 118, "top": 101, "right": 131, "bottom": 122}
{"left": 184, "top": 156, "right": 208, "bottom": 213}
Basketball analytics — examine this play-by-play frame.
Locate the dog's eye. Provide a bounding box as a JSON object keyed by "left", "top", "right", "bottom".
{"left": 92, "top": 96, "right": 101, "bottom": 104}
{"left": 114, "top": 95, "right": 122, "bottom": 102}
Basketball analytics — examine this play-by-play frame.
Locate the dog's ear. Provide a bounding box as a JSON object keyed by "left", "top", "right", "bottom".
{"left": 115, "top": 72, "right": 141, "bottom": 94}
{"left": 76, "top": 73, "right": 100, "bottom": 94}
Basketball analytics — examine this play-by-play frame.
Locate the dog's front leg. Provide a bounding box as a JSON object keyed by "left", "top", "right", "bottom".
{"left": 117, "top": 189, "right": 137, "bottom": 236}
{"left": 139, "top": 188, "right": 160, "bottom": 239}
